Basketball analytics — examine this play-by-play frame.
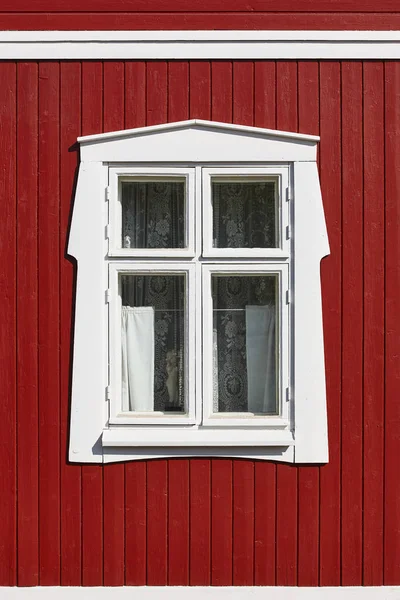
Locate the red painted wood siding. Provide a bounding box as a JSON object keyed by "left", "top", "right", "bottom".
{"left": 0, "top": 59, "right": 398, "bottom": 587}
{"left": 1, "top": 1, "right": 400, "bottom": 30}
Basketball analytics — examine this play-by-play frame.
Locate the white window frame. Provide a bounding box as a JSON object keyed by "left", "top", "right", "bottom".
{"left": 108, "top": 261, "right": 197, "bottom": 426}
{"left": 108, "top": 166, "right": 196, "bottom": 258}
{"left": 68, "top": 119, "right": 329, "bottom": 464}
{"left": 201, "top": 263, "right": 290, "bottom": 429}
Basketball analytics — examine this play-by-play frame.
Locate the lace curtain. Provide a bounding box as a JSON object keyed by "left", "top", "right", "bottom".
{"left": 212, "top": 181, "right": 277, "bottom": 248}
{"left": 121, "top": 181, "right": 185, "bottom": 249}
{"left": 212, "top": 275, "right": 277, "bottom": 414}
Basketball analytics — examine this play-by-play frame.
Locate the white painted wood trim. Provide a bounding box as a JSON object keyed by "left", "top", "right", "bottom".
{"left": 79, "top": 120, "right": 319, "bottom": 145}
{"left": 1, "top": 30, "right": 400, "bottom": 59}
{"left": 2, "top": 586, "right": 400, "bottom": 599}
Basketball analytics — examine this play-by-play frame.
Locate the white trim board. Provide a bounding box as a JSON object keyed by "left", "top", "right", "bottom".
{"left": 1, "top": 30, "right": 400, "bottom": 59}
{"left": 1, "top": 587, "right": 400, "bottom": 599}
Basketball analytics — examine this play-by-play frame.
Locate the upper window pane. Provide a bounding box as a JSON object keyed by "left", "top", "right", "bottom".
{"left": 121, "top": 179, "right": 186, "bottom": 249}
{"left": 212, "top": 179, "right": 278, "bottom": 248}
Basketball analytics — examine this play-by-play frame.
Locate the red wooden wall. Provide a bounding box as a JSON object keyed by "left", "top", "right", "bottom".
{"left": 2, "top": 1, "right": 400, "bottom": 30}
{"left": 0, "top": 58, "right": 399, "bottom": 588}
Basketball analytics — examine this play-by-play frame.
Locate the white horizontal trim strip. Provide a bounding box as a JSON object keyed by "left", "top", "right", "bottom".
{"left": 102, "top": 428, "right": 294, "bottom": 447}
{"left": 1, "top": 586, "right": 399, "bottom": 598}
{"left": 1, "top": 30, "right": 400, "bottom": 59}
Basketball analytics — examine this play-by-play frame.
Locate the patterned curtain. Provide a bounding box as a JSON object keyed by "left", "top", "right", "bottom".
{"left": 212, "top": 275, "right": 277, "bottom": 414}
{"left": 122, "top": 181, "right": 185, "bottom": 249}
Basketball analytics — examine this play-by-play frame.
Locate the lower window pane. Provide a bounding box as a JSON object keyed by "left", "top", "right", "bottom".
{"left": 212, "top": 274, "right": 279, "bottom": 415}
{"left": 120, "top": 274, "right": 186, "bottom": 413}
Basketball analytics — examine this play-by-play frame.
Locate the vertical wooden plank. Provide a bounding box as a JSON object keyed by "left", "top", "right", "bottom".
{"left": 81, "top": 61, "right": 103, "bottom": 587}
{"left": 147, "top": 461, "right": 168, "bottom": 585}
{"left": 275, "top": 61, "right": 298, "bottom": 587}
{"left": 297, "top": 60, "right": 320, "bottom": 587}
{"left": 0, "top": 61, "right": 17, "bottom": 587}
{"left": 125, "top": 62, "right": 146, "bottom": 130}
{"left": 166, "top": 60, "right": 190, "bottom": 587}
{"left": 189, "top": 459, "right": 211, "bottom": 586}
{"left": 211, "top": 459, "right": 233, "bottom": 585}
{"left": 233, "top": 461, "right": 255, "bottom": 585}
{"left": 319, "top": 61, "right": 342, "bottom": 587}
{"left": 125, "top": 462, "right": 147, "bottom": 585}
{"left": 341, "top": 60, "right": 363, "bottom": 587}
{"left": 103, "top": 60, "right": 125, "bottom": 587}
{"left": 254, "top": 462, "right": 276, "bottom": 586}
{"left": 168, "top": 61, "right": 189, "bottom": 122}
{"left": 253, "top": 60, "right": 277, "bottom": 588}
{"left": 190, "top": 62, "right": 211, "bottom": 120}
{"left": 211, "top": 61, "right": 232, "bottom": 123}
{"left": 38, "top": 61, "right": 61, "bottom": 585}
{"left": 233, "top": 61, "right": 254, "bottom": 126}
{"left": 362, "top": 61, "right": 385, "bottom": 587}
{"left": 146, "top": 61, "right": 167, "bottom": 126}
{"left": 168, "top": 460, "right": 189, "bottom": 585}
{"left": 384, "top": 61, "right": 400, "bottom": 586}
{"left": 254, "top": 62, "right": 276, "bottom": 129}
{"left": 16, "top": 61, "right": 39, "bottom": 587}
{"left": 124, "top": 60, "right": 147, "bottom": 587}
{"left": 60, "top": 61, "right": 82, "bottom": 586}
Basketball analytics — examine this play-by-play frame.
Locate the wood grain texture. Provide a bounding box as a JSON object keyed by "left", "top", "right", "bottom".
{"left": 1, "top": 13, "right": 400, "bottom": 30}
{"left": 384, "top": 61, "right": 400, "bottom": 586}
{"left": 362, "top": 61, "right": 384, "bottom": 587}
{"left": 340, "top": 61, "right": 363, "bottom": 587}
{"left": 0, "top": 0, "right": 399, "bottom": 12}
{"left": 189, "top": 460, "right": 211, "bottom": 585}
{"left": 38, "top": 61, "right": 61, "bottom": 585}
{"left": 60, "top": 61, "right": 82, "bottom": 586}
{"left": 0, "top": 61, "right": 17, "bottom": 587}
{"left": 16, "top": 61, "right": 39, "bottom": 587}
{"left": 0, "top": 58, "right": 398, "bottom": 587}
{"left": 319, "top": 61, "right": 342, "bottom": 587}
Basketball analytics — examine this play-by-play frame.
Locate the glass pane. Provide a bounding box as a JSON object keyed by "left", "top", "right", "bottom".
{"left": 212, "top": 274, "right": 278, "bottom": 415}
{"left": 121, "top": 180, "right": 186, "bottom": 249}
{"left": 120, "top": 274, "right": 186, "bottom": 413}
{"left": 212, "top": 180, "right": 278, "bottom": 248}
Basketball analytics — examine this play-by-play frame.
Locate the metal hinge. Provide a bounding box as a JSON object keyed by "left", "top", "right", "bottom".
{"left": 105, "top": 289, "right": 111, "bottom": 303}
{"left": 105, "top": 186, "right": 110, "bottom": 201}
{"left": 106, "top": 386, "right": 111, "bottom": 401}
{"left": 286, "top": 186, "right": 292, "bottom": 202}
{"left": 286, "top": 225, "right": 291, "bottom": 240}
{"left": 286, "top": 387, "right": 291, "bottom": 402}
{"left": 286, "top": 289, "right": 291, "bottom": 304}
{"left": 105, "top": 223, "right": 111, "bottom": 239}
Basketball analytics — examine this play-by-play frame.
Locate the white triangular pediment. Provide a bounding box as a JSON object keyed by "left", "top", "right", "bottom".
{"left": 78, "top": 119, "right": 318, "bottom": 163}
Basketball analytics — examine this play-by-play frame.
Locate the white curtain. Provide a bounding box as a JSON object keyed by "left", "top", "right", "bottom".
{"left": 245, "top": 305, "right": 276, "bottom": 414}
{"left": 121, "top": 306, "right": 154, "bottom": 412}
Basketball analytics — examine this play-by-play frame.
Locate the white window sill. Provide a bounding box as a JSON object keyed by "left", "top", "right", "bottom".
{"left": 101, "top": 427, "right": 294, "bottom": 447}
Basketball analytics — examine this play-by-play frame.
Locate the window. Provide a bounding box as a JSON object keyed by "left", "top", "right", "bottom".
{"left": 68, "top": 120, "right": 329, "bottom": 464}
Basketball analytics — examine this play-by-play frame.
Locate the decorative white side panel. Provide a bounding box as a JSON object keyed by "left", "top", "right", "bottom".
{"left": 68, "top": 162, "right": 108, "bottom": 463}
{"left": 293, "top": 161, "right": 330, "bottom": 463}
